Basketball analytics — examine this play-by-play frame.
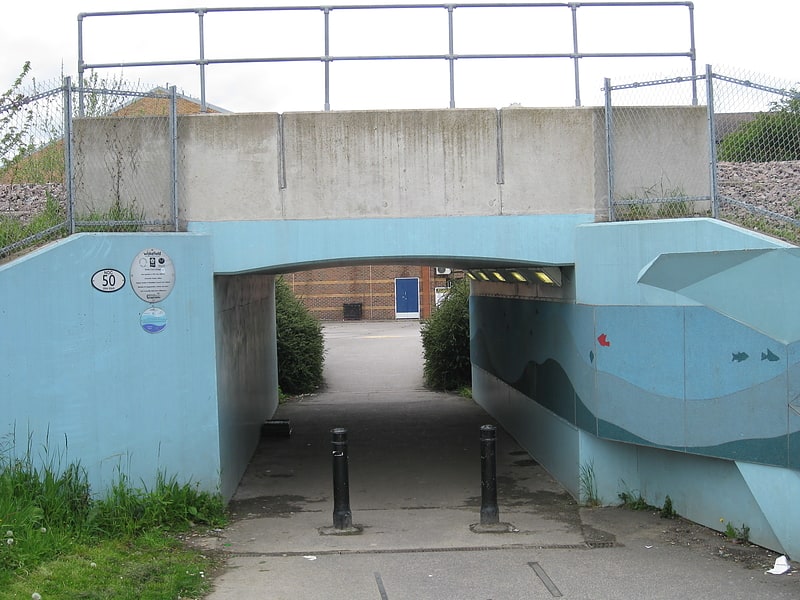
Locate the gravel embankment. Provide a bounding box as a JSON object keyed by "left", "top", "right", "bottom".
{"left": 0, "top": 183, "right": 66, "bottom": 223}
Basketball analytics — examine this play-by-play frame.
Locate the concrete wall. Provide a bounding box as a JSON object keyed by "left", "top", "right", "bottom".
{"left": 214, "top": 274, "right": 279, "bottom": 500}
{"left": 73, "top": 117, "right": 173, "bottom": 222}
{"left": 0, "top": 234, "right": 222, "bottom": 495}
{"left": 73, "top": 107, "right": 708, "bottom": 225}
{"left": 611, "top": 106, "right": 710, "bottom": 203}
{"left": 471, "top": 218, "right": 800, "bottom": 557}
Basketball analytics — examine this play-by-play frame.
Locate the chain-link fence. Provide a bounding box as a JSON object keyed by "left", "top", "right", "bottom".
{"left": 605, "top": 71, "right": 711, "bottom": 221}
{"left": 606, "top": 66, "right": 800, "bottom": 244}
{"left": 0, "top": 73, "right": 70, "bottom": 260}
{"left": 710, "top": 68, "right": 800, "bottom": 243}
{"left": 0, "top": 76, "right": 177, "bottom": 261}
{"left": 71, "top": 85, "right": 178, "bottom": 233}
{"left": 4, "top": 65, "right": 800, "bottom": 261}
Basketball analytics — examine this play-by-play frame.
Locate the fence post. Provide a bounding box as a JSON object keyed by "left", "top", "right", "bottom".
{"left": 705, "top": 64, "right": 719, "bottom": 219}
{"left": 324, "top": 7, "right": 331, "bottom": 112}
{"left": 63, "top": 76, "right": 75, "bottom": 235}
{"left": 604, "top": 77, "right": 615, "bottom": 222}
{"left": 447, "top": 5, "right": 456, "bottom": 109}
{"left": 571, "top": 4, "right": 581, "bottom": 107}
{"left": 169, "top": 85, "right": 179, "bottom": 231}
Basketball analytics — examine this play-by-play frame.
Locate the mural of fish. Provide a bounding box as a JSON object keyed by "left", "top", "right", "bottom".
{"left": 761, "top": 349, "right": 780, "bottom": 362}
{"left": 731, "top": 352, "right": 749, "bottom": 362}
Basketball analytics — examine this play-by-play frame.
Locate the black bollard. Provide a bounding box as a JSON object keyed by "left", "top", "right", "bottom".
{"left": 331, "top": 427, "right": 353, "bottom": 529}
{"left": 479, "top": 424, "right": 500, "bottom": 525}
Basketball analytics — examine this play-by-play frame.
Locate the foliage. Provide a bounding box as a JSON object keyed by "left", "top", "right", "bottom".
{"left": 723, "top": 520, "right": 750, "bottom": 544}
{"left": 76, "top": 200, "right": 145, "bottom": 232}
{"left": 618, "top": 482, "right": 654, "bottom": 511}
{"left": 660, "top": 494, "right": 677, "bottom": 519}
{"left": 579, "top": 461, "right": 600, "bottom": 507}
{"left": 0, "top": 192, "right": 66, "bottom": 251}
{"left": 717, "top": 90, "right": 800, "bottom": 161}
{"left": 0, "top": 432, "right": 227, "bottom": 590}
{"left": 275, "top": 276, "right": 325, "bottom": 394}
{"left": 90, "top": 470, "right": 227, "bottom": 537}
{"left": 1, "top": 534, "right": 215, "bottom": 599}
{"left": 0, "top": 62, "right": 34, "bottom": 174}
{"left": 420, "top": 277, "right": 471, "bottom": 390}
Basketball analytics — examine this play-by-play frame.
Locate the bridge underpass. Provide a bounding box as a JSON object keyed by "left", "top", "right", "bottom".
{"left": 2, "top": 106, "right": 800, "bottom": 562}
{"left": 201, "top": 320, "right": 797, "bottom": 600}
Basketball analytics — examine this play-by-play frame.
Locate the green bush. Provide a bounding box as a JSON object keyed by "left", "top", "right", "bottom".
{"left": 718, "top": 93, "right": 800, "bottom": 162}
{"left": 421, "top": 277, "right": 471, "bottom": 390}
{"left": 275, "top": 276, "right": 325, "bottom": 394}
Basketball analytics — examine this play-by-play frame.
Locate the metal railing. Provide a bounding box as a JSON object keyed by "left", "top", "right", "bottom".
{"left": 77, "top": 2, "right": 697, "bottom": 112}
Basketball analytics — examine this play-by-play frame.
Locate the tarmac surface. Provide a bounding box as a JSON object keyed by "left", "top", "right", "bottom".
{"left": 201, "top": 320, "right": 799, "bottom": 599}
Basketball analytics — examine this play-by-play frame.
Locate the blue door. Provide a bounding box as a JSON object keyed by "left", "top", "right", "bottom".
{"left": 394, "top": 277, "right": 420, "bottom": 319}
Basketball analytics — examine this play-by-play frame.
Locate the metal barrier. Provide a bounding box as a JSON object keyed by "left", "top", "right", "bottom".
{"left": 77, "top": 2, "right": 697, "bottom": 112}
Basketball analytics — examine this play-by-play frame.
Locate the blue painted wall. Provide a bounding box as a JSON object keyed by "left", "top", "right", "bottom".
{"left": 214, "top": 274, "right": 279, "bottom": 500}
{"left": 188, "top": 214, "right": 593, "bottom": 274}
{"left": 0, "top": 234, "right": 223, "bottom": 496}
{"left": 472, "top": 218, "right": 800, "bottom": 557}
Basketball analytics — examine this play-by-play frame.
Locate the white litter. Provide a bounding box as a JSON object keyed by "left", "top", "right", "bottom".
{"left": 766, "top": 555, "right": 791, "bottom": 575}
{"left": 303, "top": 555, "right": 317, "bottom": 561}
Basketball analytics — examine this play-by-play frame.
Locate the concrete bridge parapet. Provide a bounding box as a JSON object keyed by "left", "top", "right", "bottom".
{"left": 73, "top": 106, "right": 709, "bottom": 226}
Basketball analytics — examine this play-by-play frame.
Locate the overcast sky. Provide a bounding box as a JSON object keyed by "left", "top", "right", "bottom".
{"left": 1, "top": 1, "right": 797, "bottom": 112}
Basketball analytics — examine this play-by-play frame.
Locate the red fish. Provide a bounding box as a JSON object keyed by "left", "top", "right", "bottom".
{"left": 597, "top": 333, "right": 611, "bottom": 347}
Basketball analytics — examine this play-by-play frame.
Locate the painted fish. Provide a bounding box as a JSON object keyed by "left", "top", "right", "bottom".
{"left": 597, "top": 333, "right": 611, "bottom": 347}
{"left": 761, "top": 349, "right": 780, "bottom": 362}
{"left": 731, "top": 352, "right": 749, "bottom": 363}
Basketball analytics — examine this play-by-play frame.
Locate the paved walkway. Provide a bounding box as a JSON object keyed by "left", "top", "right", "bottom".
{"left": 203, "top": 321, "right": 798, "bottom": 599}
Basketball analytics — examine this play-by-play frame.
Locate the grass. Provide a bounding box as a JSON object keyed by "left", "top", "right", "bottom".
{"left": 75, "top": 200, "right": 146, "bottom": 233}
{"left": 0, "top": 435, "right": 227, "bottom": 597}
{"left": 1, "top": 533, "right": 216, "bottom": 600}
{"left": 579, "top": 461, "right": 600, "bottom": 506}
{"left": 0, "top": 192, "right": 67, "bottom": 251}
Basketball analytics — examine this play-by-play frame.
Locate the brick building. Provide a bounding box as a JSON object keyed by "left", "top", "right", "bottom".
{"left": 284, "top": 265, "right": 455, "bottom": 321}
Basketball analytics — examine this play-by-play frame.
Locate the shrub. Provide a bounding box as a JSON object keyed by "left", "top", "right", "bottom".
{"left": 421, "top": 277, "right": 471, "bottom": 390}
{"left": 275, "top": 276, "right": 325, "bottom": 394}
{"left": 718, "top": 92, "right": 800, "bottom": 162}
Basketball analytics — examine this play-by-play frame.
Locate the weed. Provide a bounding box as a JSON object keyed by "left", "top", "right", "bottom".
{"left": 457, "top": 386, "right": 473, "bottom": 399}
{"left": 723, "top": 520, "right": 750, "bottom": 544}
{"left": 579, "top": 461, "right": 600, "bottom": 507}
{"left": 75, "top": 199, "right": 145, "bottom": 233}
{"left": 614, "top": 203, "right": 653, "bottom": 221}
{"left": 618, "top": 482, "right": 654, "bottom": 511}
{"left": 660, "top": 495, "right": 677, "bottom": 519}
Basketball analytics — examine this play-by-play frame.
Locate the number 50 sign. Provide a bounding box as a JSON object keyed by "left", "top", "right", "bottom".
{"left": 91, "top": 268, "right": 126, "bottom": 293}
